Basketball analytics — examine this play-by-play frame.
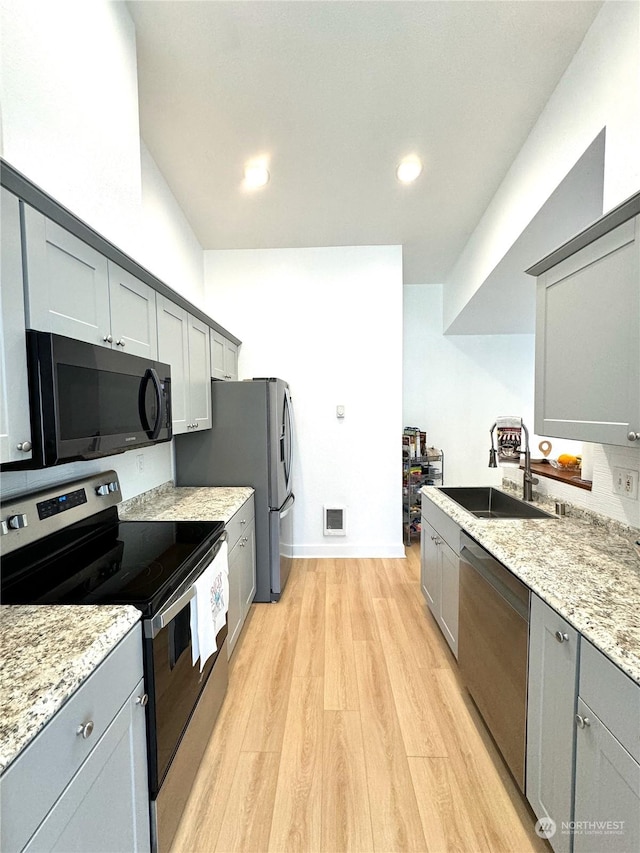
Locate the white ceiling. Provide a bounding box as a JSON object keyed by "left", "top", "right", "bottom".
{"left": 127, "top": 0, "right": 603, "bottom": 286}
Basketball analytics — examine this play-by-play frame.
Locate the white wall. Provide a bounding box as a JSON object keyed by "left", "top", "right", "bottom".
{"left": 0, "top": 0, "right": 142, "bottom": 258}
{"left": 404, "top": 284, "right": 536, "bottom": 487}
{"left": 138, "top": 141, "right": 205, "bottom": 309}
{"left": 204, "top": 246, "right": 404, "bottom": 558}
{"left": 0, "top": 0, "right": 206, "bottom": 502}
{"left": 444, "top": 0, "right": 640, "bottom": 332}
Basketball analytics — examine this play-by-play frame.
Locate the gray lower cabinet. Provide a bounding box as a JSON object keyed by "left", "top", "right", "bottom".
{"left": 0, "top": 188, "right": 32, "bottom": 466}
{"left": 157, "top": 295, "right": 212, "bottom": 434}
{"left": 226, "top": 495, "right": 256, "bottom": 658}
{"left": 0, "top": 625, "right": 150, "bottom": 853}
{"left": 526, "top": 594, "right": 579, "bottom": 853}
{"left": 22, "top": 206, "right": 158, "bottom": 357}
{"left": 533, "top": 211, "right": 640, "bottom": 447}
{"left": 420, "top": 498, "right": 459, "bottom": 658}
{"left": 573, "top": 640, "right": 640, "bottom": 853}
{"left": 210, "top": 328, "right": 239, "bottom": 380}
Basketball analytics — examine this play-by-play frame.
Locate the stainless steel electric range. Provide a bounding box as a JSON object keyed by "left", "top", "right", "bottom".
{"left": 1, "top": 470, "right": 228, "bottom": 852}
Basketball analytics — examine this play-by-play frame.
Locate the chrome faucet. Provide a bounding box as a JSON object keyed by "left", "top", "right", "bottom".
{"left": 488, "top": 420, "right": 539, "bottom": 502}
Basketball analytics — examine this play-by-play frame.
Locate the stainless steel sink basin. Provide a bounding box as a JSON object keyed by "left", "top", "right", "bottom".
{"left": 437, "top": 487, "right": 557, "bottom": 520}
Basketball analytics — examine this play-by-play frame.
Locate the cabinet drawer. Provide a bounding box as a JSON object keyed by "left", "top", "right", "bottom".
{"left": 225, "top": 494, "right": 255, "bottom": 550}
{"left": 421, "top": 496, "right": 461, "bottom": 555}
{"left": 579, "top": 639, "right": 640, "bottom": 763}
{"left": 1, "top": 625, "right": 143, "bottom": 853}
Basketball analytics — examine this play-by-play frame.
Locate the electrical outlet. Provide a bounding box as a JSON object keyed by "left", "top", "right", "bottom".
{"left": 624, "top": 470, "right": 638, "bottom": 500}
{"left": 613, "top": 467, "right": 638, "bottom": 499}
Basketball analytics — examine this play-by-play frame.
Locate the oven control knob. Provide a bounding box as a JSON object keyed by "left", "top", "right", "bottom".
{"left": 96, "top": 484, "right": 110, "bottom": 496}
{"left": 76, "top": 720, "right": 94, "bottom": 739}
{"left": 108, "top": 481, "right": 119, "bottom": 493}
{"left": 8, "top": 514, "right": 28, "bottom": 530}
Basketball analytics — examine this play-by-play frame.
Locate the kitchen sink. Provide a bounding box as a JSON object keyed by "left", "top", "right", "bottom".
{"left": 437, "top": 487, "right": 557, "bottom": 520}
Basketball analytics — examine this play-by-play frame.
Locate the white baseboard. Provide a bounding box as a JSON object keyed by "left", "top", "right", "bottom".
{"left": 292, "top": 542, "right": 406, "bottom": 559}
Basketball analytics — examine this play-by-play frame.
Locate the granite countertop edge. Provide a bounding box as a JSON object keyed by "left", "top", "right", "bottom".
{"left": 421, "top": 486, "right": 640, "bottom": 687}
{"left": 118, "top": 481, "right": 255, "bottom": 523}
{"left": 0, "top": 605, "right": 141, "bottom": 776}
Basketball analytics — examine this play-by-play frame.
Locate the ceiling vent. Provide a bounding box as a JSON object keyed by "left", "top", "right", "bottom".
{"left": 323, "top": 505, "right": 346, "bottom": 536}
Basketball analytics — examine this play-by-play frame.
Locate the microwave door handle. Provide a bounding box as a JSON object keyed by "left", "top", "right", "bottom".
{"left": 139, "top": 368, "right": 164, "bottom": 439}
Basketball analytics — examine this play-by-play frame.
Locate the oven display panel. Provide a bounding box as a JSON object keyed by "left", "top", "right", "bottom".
{"left": 37, "top": 488, "right": 87, "bottom": 520}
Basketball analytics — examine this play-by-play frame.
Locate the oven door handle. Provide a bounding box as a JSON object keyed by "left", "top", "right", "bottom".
{"left": 144, "top": 532, "right": 227, "bottom": 639}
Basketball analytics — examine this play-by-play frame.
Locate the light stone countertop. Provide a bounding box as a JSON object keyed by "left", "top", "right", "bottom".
{"left": 421, "top": 485, "right": 640, "bottom": 686}
{"left": 0, "top": 605, "right": 141, "bottom": 775}
{"left": 118, "top": 482, "right": 254, "bottom": 524}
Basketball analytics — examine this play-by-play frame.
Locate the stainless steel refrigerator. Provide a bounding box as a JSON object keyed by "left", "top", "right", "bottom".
{"left": 174, "top": 378, "right": 295, "bottom": 602}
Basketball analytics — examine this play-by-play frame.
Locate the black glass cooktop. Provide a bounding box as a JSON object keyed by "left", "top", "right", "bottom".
{"left": 1, "top": 506, "right": 224, "bottom": 616}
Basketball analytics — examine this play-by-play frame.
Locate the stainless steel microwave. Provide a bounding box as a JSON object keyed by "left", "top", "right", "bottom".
{"left": 3, "top": 331, "right": 172, "bottom": 470}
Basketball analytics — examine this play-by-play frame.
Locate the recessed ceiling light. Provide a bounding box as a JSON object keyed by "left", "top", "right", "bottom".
{"left": 243, "top": 160, "right": 270, "bottom": 190}
{"left": 396, "top": 156, "right": 423, "bottom": 184}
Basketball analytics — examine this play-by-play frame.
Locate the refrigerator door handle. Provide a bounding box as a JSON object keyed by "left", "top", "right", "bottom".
{"left": 280, "top": 493, "right": 295, "bottom": 518}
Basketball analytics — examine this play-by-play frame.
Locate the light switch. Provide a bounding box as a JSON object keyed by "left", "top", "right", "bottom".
{"left": 336, "top": 405, "right": 345, "bottom": 419}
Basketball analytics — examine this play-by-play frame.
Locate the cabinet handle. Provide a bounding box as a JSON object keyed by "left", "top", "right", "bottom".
{"left": 76, "top": 720, "right": 95, "bottom": 739}
{"left": 116, "top": 339, "right": 126, "bottom": 347}
{"left": 575, "top": 714, "right": 591, "bottom": 729}
{"left": 628, "top": 431, "right": 640, "bottom": 442}
{"left": 103, "top": 334, "right": 113, "bottom": 343}
{"left": 16, "top": 441, "right": 32, "bottom": 452}
{"left": 555, "top": 631, "right": 569, "bottom": 643}
{"left": 136, "top": 693, "right": 149, "bottom": 707}
{"left": 240, "top": 519, "right": 246, "bottom": 525}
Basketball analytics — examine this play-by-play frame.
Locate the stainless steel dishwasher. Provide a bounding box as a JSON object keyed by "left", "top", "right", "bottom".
{"left": 458, "top": 532, "right": 530, "bottom": 791}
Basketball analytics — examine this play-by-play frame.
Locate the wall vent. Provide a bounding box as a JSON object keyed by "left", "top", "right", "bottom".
{"left": 323, "top": 505, "right": 346, "bottom": 536}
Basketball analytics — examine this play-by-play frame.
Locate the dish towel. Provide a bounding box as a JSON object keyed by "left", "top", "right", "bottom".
{"left": 190, "top": 541, "right": 229, "bottom": 672}
{"left": 496, "top": 416, "right": 523, "bottom": 468}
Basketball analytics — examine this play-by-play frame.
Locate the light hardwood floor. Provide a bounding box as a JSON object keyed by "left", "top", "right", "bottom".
{"left": 171, "top": 545, "right": 549, "bottom": 853}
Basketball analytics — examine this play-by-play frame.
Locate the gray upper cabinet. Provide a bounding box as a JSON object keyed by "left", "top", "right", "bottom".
{"left": 22, "top": 205, "right": 111, "bottom": 345}
{"left": 157, "top": 295, "right": 211, "bottom": 434}
{"left": 107, "top": 261, "right": 158, "bottom": 359}
{"left": 526, "top": 594, "right": 578, "bottom": 853}
{"left": 188, "top": 315, "right": 212, "bottom": 429}
{"left": 22, "top": 206, "right": 158, "bottom": 358}
{"left": 533, "top": 211, "right": 640, "bottom": 447}
{"left": 210, "top": 328, "right": 239, "bottom": 381}
{"left": 0, "top": 189, "right": 32, "bottom": 465}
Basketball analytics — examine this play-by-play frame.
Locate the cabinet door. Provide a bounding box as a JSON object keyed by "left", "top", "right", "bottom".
{"left": 526, "top": 595, "right": 578, "bottom": 853}
{"left": 574, "top": 698, "right": 640, "bottom": 853}
{"left": 108, "top": 262, "right": 158, "bottom": 359}
{"left": 535, "top": 216, "right": 640, "bottom": 446}
{"left": 240, "top": 518, "right": 257, "bottom": 618}
{"left": 157, "top": 295, "right": 190, "bottom": 435}
{"left": 224, "top": 338, "right": 239, "bottom": 381}
{"left": 210, "top": 328, "right": 228, "bottom": 380}
{"left": 226, "top": 540, "right": 243, "bottom": 659}
{"left": 0, "top": 189, "right": 32, "bottom": 465}
{"left": 420, "top": 517, "right": 440, "bottom": 615}
{"left": 211, "top": 329, "right": 239, "bottom": 381}
{"left": 24, "top": 679, "right": 150, "bottom": 853}
{"left": 187, "top": 315, "right": 212, "bottom": 430}
{"left": 22, "top": 206, "right": 111, "bottom": 345}
{"left": 439, "top": 538, "right": 459, "bottom": 659}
